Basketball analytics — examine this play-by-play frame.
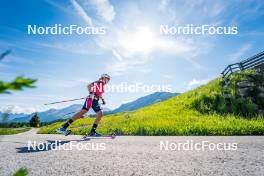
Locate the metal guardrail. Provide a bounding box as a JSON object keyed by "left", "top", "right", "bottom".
{"left": 221, "top": 50, "right": 264, "bottom": 84}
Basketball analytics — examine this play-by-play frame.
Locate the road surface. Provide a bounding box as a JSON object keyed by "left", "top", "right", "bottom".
{"left": 0, "top": 129, "right": 263, "bottom": 176}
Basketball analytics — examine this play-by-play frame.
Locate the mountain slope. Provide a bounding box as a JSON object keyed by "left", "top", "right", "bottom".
{"left": 39, "top": 75, "right": 264, "bottom": 135}
{"left": 11, "top": 104, "right": 83, "bottom": 122}
{"left": 112, "top": 92, "right": 179, "bottom": 113}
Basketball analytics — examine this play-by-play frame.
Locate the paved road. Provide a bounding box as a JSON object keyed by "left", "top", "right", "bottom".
{"left": 0, "top": 129, "right": 263, "bottom": 176}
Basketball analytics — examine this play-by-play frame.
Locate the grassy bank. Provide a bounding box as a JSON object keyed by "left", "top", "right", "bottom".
{"left": 0, "top": 127, "right": 31, "bottom": 135}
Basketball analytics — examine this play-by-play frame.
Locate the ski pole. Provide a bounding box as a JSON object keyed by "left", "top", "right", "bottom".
{"left": 0, "top": 49, "right": 11, "bottom": 61}
{"left": 44, "top": 97, "right": 86, "bottom": 105}
{"left": 61, "top": 111, "right": 77, "bottom": 117}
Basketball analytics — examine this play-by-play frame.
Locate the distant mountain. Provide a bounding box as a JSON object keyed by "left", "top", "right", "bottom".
{"left": 2, "top": 92, "right": 179, "bottom": 122}
{"left": 0, "top": 112, "right": 28, "bottom": 121}
{"left": 11, "top": 104, "right": 83, "bottom": 122}
{"left": 111, "top": 92, "right": 179, "bottom": 113}
{"left": 8, "top": 104, "right": 114, "bottom": 122}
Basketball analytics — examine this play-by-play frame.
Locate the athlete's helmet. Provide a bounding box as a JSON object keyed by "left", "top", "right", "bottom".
{"left": 101, "top": 73, "right": 111, "bottom": 80}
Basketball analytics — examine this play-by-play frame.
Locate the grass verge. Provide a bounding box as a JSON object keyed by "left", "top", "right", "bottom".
{"left": 0, "top": 127, "right": 31, "bottom": 135}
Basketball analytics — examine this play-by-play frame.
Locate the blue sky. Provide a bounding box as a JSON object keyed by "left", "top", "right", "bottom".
{"left": 0, "top": 0, "right": 264, "bottom": 113}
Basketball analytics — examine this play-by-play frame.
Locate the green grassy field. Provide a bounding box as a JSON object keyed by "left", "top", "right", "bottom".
{"left": 0, "top": 127, "right": 31, "bottom": 135}
{"left": 38, "top": 73, "right": 264, "bottom": 136}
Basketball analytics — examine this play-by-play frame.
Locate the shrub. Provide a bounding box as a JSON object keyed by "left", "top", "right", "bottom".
{"left": 13, "top": 167, "right": 28, "bottom": 176}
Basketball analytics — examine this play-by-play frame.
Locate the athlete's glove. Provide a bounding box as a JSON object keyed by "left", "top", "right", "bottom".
{"left": 102, "top": 99, "right": 106, "bottom": 105}
{"left": 89, "top": 92, "right": 95, "bottom": 99}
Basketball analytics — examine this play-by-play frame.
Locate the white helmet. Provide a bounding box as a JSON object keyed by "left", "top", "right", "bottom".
{"left": 101, "top": 73, "right": 111, "bottom": 79}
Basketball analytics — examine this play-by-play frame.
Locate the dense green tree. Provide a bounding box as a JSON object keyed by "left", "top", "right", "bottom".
{"left": 29, "top": 113, "right": 40, "bottom": 127}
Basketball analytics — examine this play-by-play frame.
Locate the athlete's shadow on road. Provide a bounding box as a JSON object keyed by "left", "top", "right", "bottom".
{"left": 16, "top": 139, "right": 88, "bottom": 153}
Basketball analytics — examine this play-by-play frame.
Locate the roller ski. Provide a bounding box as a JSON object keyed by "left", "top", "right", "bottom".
{"left": 82, "top": 132, "right": 116, "bottom": 140}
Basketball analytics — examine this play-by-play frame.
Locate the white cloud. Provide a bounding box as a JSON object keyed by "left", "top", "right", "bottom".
{"left": 121, "top": 99, "right": 134, "bottom": 104}
{"left": 0, "top": 105, "right": 48, "bottom": 114}
{"left": 103, "top": 26, "right": 211, "bottom": 74}
{"left": 45, "top": 0, "right": 75, "bottom": 15}
{"left": 202, "top": 1, "right": 226, "bottom": 18}
{"left": 107, "top": 56, "right": 151, "bottom": 76}
{"left": 188, "top": 79, "right": 210, "bottom": 86}
{"left": 229, "top": 44, "right": 252, "bottom": 61}
{"left": 111, "top": 49, "right": 123, "bottom": 61}
{"left": 36, "top": 42, "right": 101, "bottom": 55}
{"left": 140, "top": 68, "right": 152, "bottom": 73}
{"left": 70, "top": 0, "right": 93, "bottom": 26}
{"left": 163, "top": 74, "right": 172, "bottom": 79}
{"left": 71, "top": 0, "right": 115, "bottom": 24}
{"left": 69, "top": 1, "right": 212, "bottom": 75}
{"left": 88, "top": 0, "right": 116, "bottom": 23}
{"left": 159, "top": 0, "right": 170, "bottom": 10}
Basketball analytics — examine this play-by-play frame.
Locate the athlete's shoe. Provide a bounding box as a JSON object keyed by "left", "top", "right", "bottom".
{"left": 90, "top": 131, "right": 102, "bottom": 137}
{"left": 56, "top": 127, "right": 71, "bottom": 136}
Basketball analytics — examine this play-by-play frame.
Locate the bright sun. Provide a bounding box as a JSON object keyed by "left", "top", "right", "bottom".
{"left": 117, "top": 27, "right": 156, "bottom": 54}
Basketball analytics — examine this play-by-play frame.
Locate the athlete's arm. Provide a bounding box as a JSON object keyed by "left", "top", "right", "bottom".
{"left": 87, "top": 83, "right": 93, "bottom": 93}
{"left": 101, "top": 97, "right": 106, "bottom": 105}
{"left": 87, "top": 83, "right": 95, "bottom": 99}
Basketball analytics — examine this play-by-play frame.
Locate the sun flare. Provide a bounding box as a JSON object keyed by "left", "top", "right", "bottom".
{"left": 117, "top": 27, "right": 156, "bottom": 54}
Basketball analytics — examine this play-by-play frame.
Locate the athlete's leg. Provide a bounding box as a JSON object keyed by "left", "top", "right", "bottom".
{"left": 72, "top": 109, "right": 87, "bottom": 121}
{"left": 94, "top": 110, "right": 103, "bottom": 125}
{"left": 61, "top": 97, "right": 92, "bottom": 129}
{"left": 90, "top": 110, "right": 103, "bottom": 134}
{"left": 88, "top": 98, "right": 103, "bottom": 135}
{"left": 61, "top": 109, "right": 87, "bottom": 129}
